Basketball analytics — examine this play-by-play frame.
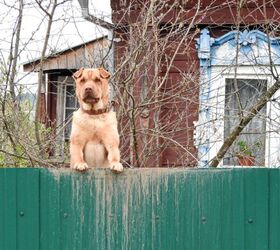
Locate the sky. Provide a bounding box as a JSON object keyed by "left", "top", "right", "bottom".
{"left": 0, "top": 0, "right": 111, "bottom": 92}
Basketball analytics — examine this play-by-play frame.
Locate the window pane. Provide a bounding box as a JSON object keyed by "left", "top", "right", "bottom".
{"left": 64, "top": 121, "right": 72, "bottom": 139}
{"left": 64, "top": 108, "right": 75, "bottom": 139}
{"left": 65, "top": 85, "right": 77, "bottom": 108}
{"left": 65, "top": 108, "right": 75, "bottom": 120}
{"left": 64, "top": 85, "right": 78, "bottom": 140}
{"left": 224, "top": 79, "right": 267, "bottom": 166}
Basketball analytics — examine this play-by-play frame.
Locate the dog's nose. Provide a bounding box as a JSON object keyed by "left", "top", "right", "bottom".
{"left": 85, "top": 87, "right": 92, "bottom": 93}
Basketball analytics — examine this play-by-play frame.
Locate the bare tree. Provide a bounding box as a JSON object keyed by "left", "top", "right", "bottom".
{"left": 111, "top": 0, "right": 212, "bottom": 167}
{"left": 0, "top": 0, "right": 79, "bottom": 167}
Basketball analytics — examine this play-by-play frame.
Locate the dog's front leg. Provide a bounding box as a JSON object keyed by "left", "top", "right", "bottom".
{"left": 70, "top": 138, "right": 88, "bottom": 171}
{"left": 103, "top": 139, "right": 123, "bottom": 173}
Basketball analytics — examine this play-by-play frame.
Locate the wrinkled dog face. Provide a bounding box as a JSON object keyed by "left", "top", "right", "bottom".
{"left": 73, "top": 68, "right": 110, "bottom": 110}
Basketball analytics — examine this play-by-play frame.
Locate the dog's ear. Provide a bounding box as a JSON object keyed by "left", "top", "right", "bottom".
{"left": 73, "top": 68, "right": 84, "bottom": 79}
{"left": 98, "top": 68, "right": 111, "bottom": 79}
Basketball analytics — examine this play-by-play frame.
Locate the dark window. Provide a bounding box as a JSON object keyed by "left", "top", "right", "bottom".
{"left": 64, "top": 84, "right": 78, "bottom": 139}
{"left": 224, "top": 78, "right": 267, "bottom": 166}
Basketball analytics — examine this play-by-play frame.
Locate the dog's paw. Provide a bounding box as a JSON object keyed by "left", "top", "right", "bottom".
{"left": 73, "top": 162, "right": 89, "bottom": 171}
{"left": 110, "top": 162, "right": 124, "bottom": 173}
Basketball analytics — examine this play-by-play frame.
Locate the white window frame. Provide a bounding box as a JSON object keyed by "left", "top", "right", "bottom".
{"left": 195, "top": 28, "right": 280, "bottom": 167}
{"left": 207, "top": 65, "right": 280, "bottom": 167}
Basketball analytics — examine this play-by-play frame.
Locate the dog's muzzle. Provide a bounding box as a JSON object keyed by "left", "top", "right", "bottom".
{"left": 83, "top": 88, "right": 100, "bottom": 104}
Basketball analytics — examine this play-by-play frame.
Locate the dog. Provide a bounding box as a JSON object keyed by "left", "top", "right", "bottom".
{"left": 70, "top": 67, "right": 123, "bottom": 173}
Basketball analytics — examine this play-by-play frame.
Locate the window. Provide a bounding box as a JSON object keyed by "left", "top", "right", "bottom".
{"left": 196, "top": 28, "right": 280, "bottom": 167}
{"left": 64, "top": 84, "right": 78, "bottom": 139}
{"left": 224, "top": 78, "right": 267, "bottom": 166}
{"left": 56, "top": 76, "right": 78, "bottom": 156}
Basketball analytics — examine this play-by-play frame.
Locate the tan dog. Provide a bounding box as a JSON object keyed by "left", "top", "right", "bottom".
{"left": 70, "top": 67, "right": 123, "bottom": 173}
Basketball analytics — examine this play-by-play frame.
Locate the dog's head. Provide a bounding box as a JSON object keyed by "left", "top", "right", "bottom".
{"left": 73, "top": 68, "right": 110, "bottom": 111}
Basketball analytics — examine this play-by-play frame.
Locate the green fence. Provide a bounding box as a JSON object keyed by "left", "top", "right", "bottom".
{"left": 0, "top": 168, "right": 280, "bottom": 250}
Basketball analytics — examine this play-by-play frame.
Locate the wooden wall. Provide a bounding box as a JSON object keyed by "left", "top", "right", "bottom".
{"left": 111, "top": 0, "right": 280, "bottom": 167}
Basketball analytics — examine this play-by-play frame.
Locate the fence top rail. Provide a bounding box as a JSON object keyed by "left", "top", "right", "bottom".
{"left": 1, "top": 166, "right": 279, "bottom": 176}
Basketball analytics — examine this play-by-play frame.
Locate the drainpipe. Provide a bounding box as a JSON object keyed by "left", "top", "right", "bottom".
{"left": 77, "top": 0, "right": 114, "bottom": 30}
